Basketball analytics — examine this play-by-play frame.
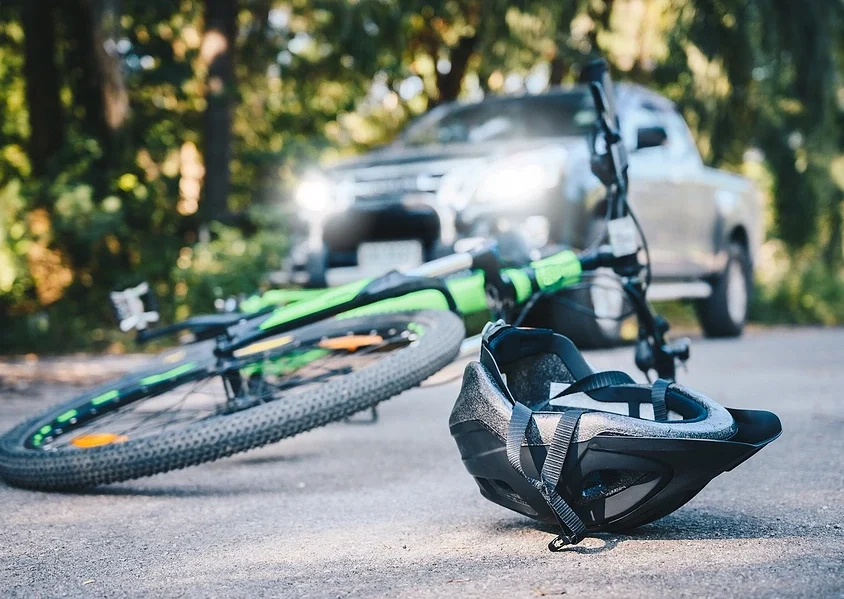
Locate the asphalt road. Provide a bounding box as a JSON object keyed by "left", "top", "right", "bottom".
{"left": 1, "top": 327, "right": 843, "bottom": 598}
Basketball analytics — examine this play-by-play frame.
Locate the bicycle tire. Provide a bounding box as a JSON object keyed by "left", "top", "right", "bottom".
{"left": 0, "top": 310, "right": 464, "bottom": 490}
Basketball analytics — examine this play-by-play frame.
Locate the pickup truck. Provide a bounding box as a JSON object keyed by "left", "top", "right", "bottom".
{"left": 285, "top": 83, "right": 762, "bottom": 347}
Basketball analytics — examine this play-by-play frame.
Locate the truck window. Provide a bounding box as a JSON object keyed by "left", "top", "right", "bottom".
{"left": 400, "top": 92, "right": 593, "bottom": 147}
{"left": 621, "top": 102, "right": 664, "bottom": 151}
{"left": 659, "top": 107, "right": 698, "bottom": 159}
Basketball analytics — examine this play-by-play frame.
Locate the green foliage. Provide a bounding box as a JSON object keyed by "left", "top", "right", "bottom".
{"left": 0, "top": 218, "right": 286, "bottom": 354}
{"left": 651, "top": 0, "right": 844, "bottom": 256}
{"left": 752, "top": 262, "right": 844, "bottom": 326}
{"left": 0, "top": 180, "right": 28, "bottom": 300}
{"left": 171, "top": 221, "right": 287, "bottom": 320}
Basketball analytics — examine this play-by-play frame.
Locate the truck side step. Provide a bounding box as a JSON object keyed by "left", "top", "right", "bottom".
{"left": 646, "top": 281, "right": 712, "bottom": 301}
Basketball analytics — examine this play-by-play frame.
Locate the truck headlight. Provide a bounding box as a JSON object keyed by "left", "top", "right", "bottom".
{"left": 474, "top": 147, "right": 567, "bottom": 204}
{"left": 294, "top": 175, "right": 334, "bottom": 214}
{"left": 437, "top": 146, "right": 567, "bottom": 209}
{"left": 475, "top": 163, "right": 558, "bottom": 203}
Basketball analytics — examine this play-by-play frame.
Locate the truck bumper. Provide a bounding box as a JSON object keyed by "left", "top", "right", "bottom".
{"left": 280, "top": 196, "right": 557, "bottom": 288}
{"left": 281, "top": 200, "right": 454, "bottom": 287}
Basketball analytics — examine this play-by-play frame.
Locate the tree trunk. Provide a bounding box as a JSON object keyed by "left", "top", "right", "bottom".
{"left": 823, "top": 193, "right": 843, "bottom": 268}
{"left": 22, "top": 0, "right": 64, "bottom": 176}
{"left": 586, "top": 0, "right": 614, "bottom": 53}
{"left": 426, "top": 0, "right": 484, "bottom": 107}
{"left": 92, "top": 0, "right": 129, "bottom": 136}
{"left": 549, "top": 0, "right": 583, "bottom": 86}
{"left": 202, "top": 0, "right": 237, "bottom": 224}
{"left": 433, "top": 33, "right": 478, "bottom": 106}
{"left": 62, "top": 0, "right": 129, "bottom": 149}
{"left": 549, "top": 56, "right": 569, "bottom": 86}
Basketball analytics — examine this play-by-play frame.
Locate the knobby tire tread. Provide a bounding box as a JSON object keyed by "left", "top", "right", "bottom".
{"left": 0, "top": 311, "right": 464, "bottom": 490}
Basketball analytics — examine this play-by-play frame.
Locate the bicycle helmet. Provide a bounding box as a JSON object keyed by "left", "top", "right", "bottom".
{"left": 449, "top": 323, "right": 781, "bottom": 551}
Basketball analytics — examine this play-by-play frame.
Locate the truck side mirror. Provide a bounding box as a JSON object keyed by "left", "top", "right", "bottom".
{"left": 636, "top": 126, "right": 668, "bottom": 150}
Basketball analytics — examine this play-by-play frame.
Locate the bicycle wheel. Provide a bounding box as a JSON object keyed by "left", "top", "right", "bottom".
{"left": 0, "top": 310, "right": 464, "bottom": 490}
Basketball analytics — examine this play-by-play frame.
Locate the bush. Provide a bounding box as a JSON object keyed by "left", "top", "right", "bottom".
{"left": 0, "top": 196, "right": 288, "bottom": 355}
{"left": 0, "top": 116, "right": 289, "bottom": 354}
{"left": 752, "top": 265, "right": 844, "bottom": 326}
{"left": 170, "top": 222, "right": 287, "bottom": 321}
{"left": 750, "top": 241, "right": 844, "bottom": 326}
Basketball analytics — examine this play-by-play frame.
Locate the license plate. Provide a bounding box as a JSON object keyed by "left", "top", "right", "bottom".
{"left": 357, "top": 240, "right": 424, "bottom": 274}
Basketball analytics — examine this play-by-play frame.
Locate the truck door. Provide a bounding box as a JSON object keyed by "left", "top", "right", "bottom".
{"left": 622, "top": 102, "right": 685, "bottom": 277}
{"left": 660, "top": 106, "right": 718, "bottom": 277}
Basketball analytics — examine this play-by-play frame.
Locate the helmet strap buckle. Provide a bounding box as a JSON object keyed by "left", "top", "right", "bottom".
{"left": 548, "top": 533, "right": 577, "bottom": 552}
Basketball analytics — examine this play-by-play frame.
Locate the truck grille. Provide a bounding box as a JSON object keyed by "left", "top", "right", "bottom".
{"left": 350, "top": 173, "right": 445, "bottom": 203}
{"left": 322, "top": 204, "right": 441, "bottom": 253}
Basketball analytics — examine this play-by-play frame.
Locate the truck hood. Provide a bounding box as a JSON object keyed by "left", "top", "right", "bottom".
{"left": 326, "top": 138, "right": 579, "bottom": 174}
{"left": 320, "top": 139, "right": 582, "bottom": 203}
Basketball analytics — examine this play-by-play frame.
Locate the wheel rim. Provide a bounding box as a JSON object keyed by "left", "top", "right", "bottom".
{"left": 24, "top": 321, "right": 420, "bottom": 452}
{"left": 590, "top": 269, "right": 625, "bottom": 334}
{"left": 726, "top": 261, "right": 748, "bottom": 325}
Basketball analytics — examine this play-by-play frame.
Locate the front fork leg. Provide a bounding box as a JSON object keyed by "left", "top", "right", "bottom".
{"left": 625, "top": 281, "right": 688, "bottom": 382}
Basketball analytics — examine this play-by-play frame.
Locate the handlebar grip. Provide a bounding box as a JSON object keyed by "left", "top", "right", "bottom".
{"left": 580, "top": 59, "right": 618, "bottom": 127}
{"left": 530, "top": 250, "right": 582, "bottom": 291}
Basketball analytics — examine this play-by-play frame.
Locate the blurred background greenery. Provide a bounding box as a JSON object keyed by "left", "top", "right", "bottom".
{"left": 0, "top": 0, "right": 842, "bottom": 353}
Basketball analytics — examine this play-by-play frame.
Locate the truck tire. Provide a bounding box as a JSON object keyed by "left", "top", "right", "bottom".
{"left": 696, "top": 242, "right": 751, "bottom": 338}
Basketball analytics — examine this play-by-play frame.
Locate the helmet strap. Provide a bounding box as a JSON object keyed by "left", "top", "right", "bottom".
{"left": 506, "top": 402, "right": 587, "bottom": 551}
{"left": 650, "top": 378, "right": 671, "bottom": 422}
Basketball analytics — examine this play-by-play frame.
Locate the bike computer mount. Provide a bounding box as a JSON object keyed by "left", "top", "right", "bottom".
{"left": 110, "top": 282, "right": 160, "bottom": 333}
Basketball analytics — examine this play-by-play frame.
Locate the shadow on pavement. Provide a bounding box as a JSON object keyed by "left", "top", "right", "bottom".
{"left": 493, "top": 504, "right": 792, "bottom": 553}
{"left": 627, "top": 507, "right": 789, "bottom": 540}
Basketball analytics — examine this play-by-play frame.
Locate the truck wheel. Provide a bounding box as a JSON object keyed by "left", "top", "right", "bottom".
{"left": 696, "top": 242, "right": 751, "bottom": 337}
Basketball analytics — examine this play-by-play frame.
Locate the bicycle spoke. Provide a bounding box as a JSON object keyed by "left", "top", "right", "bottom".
{"left": 34, "top": 322, "right": 418, "bottom": 451}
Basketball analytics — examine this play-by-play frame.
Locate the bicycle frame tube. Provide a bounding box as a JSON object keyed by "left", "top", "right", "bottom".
{"left": 217, "top": 250, "right": 582, "bottom": 356}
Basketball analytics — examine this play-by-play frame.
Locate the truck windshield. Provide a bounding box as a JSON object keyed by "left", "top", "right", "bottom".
{"left": 400, "top": 91, "right": 594, "bottom": 147}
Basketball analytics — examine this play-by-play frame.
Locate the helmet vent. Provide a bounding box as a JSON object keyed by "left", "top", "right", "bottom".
{"left": 575, "top": 469, "right": 653, "bottom": 504}
{"left": 483, "top": 478, "right": 522, "bottom": 503}
{"left": 478, "top": 478, "right": 532, "bottom": 508}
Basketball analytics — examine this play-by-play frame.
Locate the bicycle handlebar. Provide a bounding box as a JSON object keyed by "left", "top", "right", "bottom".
{"left": 576, "top": 60, "right": 687, "bottom": 380}
{"left": 580, "top": 59, "right": 629, "bottom": 220}
{"left": 581, "top": 59, "right": 620, "bottom": 134}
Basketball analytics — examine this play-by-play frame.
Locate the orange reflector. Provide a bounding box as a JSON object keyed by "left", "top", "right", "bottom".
{"left": 318, "top": 335, "right": 383, "bottom": 351}
{"left": 70, "top": 433, "right": 129, "bottom": 448}
{"left": 233, "top": 335, "right": 294, "bottom": 358}
{"left": 163, "top": 350, "right": 186, "bottom": 364}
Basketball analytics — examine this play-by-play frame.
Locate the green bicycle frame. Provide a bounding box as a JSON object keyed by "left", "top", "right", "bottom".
{"left": 220, "top": 249, "right": 582, "bottom": 355}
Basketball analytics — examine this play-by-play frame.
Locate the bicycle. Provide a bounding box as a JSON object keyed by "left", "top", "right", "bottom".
{"left": 0, "top": 59, "right": 690, "bottom": 490}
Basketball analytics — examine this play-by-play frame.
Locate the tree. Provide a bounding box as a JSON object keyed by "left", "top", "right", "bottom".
{"left": 2, "top": 0, "right": 843, "bottom": 352}
{"left": 662, "top": 0, "right": 843, "bottom": 260}
{"left": 21, "top": 0, "right": 64, "bottom": 177}
{"left": 202, "top": 0, "right": 237, "bottom": 224}
{"left": 63, "top": 0, "right": 130, "bottom": 149}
